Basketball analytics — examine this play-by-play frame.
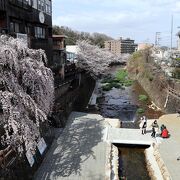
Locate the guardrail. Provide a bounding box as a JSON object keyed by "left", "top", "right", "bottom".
{"left": 0, "top": 146, "right": 16, "bottom": 169}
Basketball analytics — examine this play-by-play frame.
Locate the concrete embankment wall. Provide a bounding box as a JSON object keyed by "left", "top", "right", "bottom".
{"left": 53, "top": 73, "right": 96, "bottom": 127}
{"left": 127, "top": 50, "right": 180, "bottom": 113}
{"left": 145, "top": 145, "right": 170, "bottom": 180}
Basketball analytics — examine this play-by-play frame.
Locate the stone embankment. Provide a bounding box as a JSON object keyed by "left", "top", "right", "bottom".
{"left": 127, "top": 50, "right": 180, "bottom": 113}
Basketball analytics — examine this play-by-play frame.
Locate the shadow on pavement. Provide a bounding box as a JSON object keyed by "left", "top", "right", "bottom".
{"left": 34, "top": 112, "right": 104, "bottom": 180}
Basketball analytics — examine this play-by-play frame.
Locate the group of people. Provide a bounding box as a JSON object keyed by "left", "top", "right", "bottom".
{"left": 140, "top": 116, "right": 169, "bottom": 138}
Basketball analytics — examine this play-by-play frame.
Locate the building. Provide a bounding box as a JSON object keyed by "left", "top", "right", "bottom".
{"left": 52, "top": 35, "right": 67, "bottom": 66}
{"left": 0, "top": 0, "right": 53, "bottom": 62}
{"left": 137, "top": 43, "right": 153, "bottom": 51}
{"left": 52, "top": 34, "right": 67, "bottom": 79}
{"left": 66, "top": 45, "right": 78, "bottom": 62}
{"left": 104, "top": 37, "right": 138, "bottom": 55}
{"left": 177, "top": 31, "right": 180, "bottom": 50}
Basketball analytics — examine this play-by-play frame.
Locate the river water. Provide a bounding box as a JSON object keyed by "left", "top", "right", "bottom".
{"left": 96, "top": 66, "right": 163, "bottom": 128}
{"left": 94, "top": 66, "right": 163, "bottom": 179}
{"left": 117, "top": 145, "right": 151, "bottom": 180}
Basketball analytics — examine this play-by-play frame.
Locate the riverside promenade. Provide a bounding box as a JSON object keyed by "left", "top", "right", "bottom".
{"left": 34, "top": 112, "right": 157, "bottom": 180}
{"left": 34, "top": 112, "right": 180, "bottom": 180}
{"left": 34, "top": 112, "right": 107, "bottom": 180}
{"left": 157, "top": 114, "right": 180, "bottom": 180}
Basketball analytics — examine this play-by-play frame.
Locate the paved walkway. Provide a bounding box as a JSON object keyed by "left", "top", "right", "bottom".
{"left": 107, "top": 127, "right": 155, "bottom": 145}
{"left": 157, "top": 114, "right": 180, "bottom": 180}
{"left": 34, "top": 112, "right": 107, "bottom": 180}
{"left": 34, "top": 111, "right": 180, "bottom": 180}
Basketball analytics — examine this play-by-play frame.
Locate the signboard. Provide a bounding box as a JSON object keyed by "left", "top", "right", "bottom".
{"left": 16, "top": 33, "right": 28, "bottom": 47}
{"left": 26, "top": 150, "right": 35, "bottom": 167}
{"left": 37, "top": 138, "right": 47, "bottom": 155}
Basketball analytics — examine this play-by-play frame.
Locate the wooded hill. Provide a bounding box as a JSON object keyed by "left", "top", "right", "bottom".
{"left": 52, "top": 25, "right": 113, "bottom": 48}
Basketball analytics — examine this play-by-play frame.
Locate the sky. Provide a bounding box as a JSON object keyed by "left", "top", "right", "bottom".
{"left": 52, "top": 0, "right": 180, "bottom": 47}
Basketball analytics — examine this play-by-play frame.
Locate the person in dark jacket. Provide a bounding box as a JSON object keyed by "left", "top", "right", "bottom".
{"left": 142, "top": 120, "right": 147, "bottom": 135}
{"left": 151, "top": 120, "right": 159, "bottom": 138}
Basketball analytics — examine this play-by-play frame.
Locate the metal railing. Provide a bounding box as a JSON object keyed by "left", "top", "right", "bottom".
{"left": 0, "top": 146, "right": 16, "bottom": 169}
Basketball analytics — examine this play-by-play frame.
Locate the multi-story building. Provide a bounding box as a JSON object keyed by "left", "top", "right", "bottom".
{"left": 105, "top": 37, "right": 138, "bottom": 55}
{"left": 0, "top": 0, "right": 53, "bottom": 62}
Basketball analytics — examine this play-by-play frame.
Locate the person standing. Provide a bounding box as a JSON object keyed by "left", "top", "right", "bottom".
{"left": 151, "top": 120, "right": 159, "bottom": 138}
{"left": 142, "top": 119, "right": 147, "bottom": 135}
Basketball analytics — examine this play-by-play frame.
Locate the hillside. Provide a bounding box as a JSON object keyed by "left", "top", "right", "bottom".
{"left": 52, "top": 25, "right": 113, "bottom": 47}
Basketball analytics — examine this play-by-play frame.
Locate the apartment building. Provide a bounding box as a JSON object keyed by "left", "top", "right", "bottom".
{"left": 0, "top": 0, "right": 53, "bottom": 62}
{"left": 105, "top": 37, "right": 138, "bottom": 55}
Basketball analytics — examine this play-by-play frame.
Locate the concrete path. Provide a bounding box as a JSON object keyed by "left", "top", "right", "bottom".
{"left": 34, "top": 111, "right": 180, "bottom": 180}
{"left": 34, "top": 112, "right": 107, "bottom": 180}
{"left": 107, "top": 127, "right": 156, "bottom": 145}
{"left": 157, "top": 114, "right": 180, "bottom": 180}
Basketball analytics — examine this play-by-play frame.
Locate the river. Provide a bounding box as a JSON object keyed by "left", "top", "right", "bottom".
{"left": 96, "top": 66, "right": 164, "bottom": 128}
{"left": 94, "top": 66, "right": 163, "bottom": 179}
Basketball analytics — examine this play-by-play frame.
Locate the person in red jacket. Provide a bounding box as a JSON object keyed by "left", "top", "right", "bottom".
{"left": 161, "top": 127, "right": 169, "bottom": 138}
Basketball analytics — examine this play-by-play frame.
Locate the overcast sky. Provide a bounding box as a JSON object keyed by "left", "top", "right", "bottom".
{"left": 52, "top": 0, "right": 180, "bottom": 47}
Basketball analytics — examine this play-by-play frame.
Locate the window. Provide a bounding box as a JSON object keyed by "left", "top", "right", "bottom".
{"left": 37, "top": 0, "right": 52, "bottom": 14}
{"left": 10, "top": 22, "right": 20, "bottom": 33}
{"left": 45, "top": 3, "right": 51, "bottom": 14}
{"left": 38, "top": 0, "right": 45, "bottom": 11}
{"left": 25, "top": 26, "right": 30, "bottom": 34}
{"left": 35, "top": 26, "right": 45, "bottom": 38}
{"left": 14, "top": 23, "right": 19, "bottom": 32}
{"left": 24, "top": 0, "right": 32, "bottom": 6}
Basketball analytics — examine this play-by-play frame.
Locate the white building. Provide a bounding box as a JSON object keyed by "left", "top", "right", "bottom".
{"left": 66, "top": 45, "right": 79, "bottom": 62}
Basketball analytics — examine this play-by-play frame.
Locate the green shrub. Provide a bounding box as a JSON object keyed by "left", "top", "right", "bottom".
{"left": 124, "top": 80, "right": 133, "bottom": 86}
{"left": 132, "top": 51, "right": 142, "bottom": 59}
{"left": 175, "top": 58, "right": 180, "bottom": 61}
{"left": 115, "top": 69, "right": 128, "bottom": 82}
{"left": 102, "top": 84, "right": 112, "bottom": 91}
{"left": 111, "top": 82, "right": 121, "bottom": 88}
{"left": 137, "top": 108, "right": 145, "bottom": 114}
{"left": 138, "top": 95, "right": 148, "bottom": 102}
{"left": 102, "top": 69, "right": 133, "bottom": 91}
{"left": 101, "top": 77, "right": 113, "bottom": 83}
{"left": 102, "top": 81, "right": 122, "bottom": 91}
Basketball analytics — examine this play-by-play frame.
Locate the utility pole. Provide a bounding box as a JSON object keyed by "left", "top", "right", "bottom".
{"left": 170, "top": 14, "right": 174, "bottom": 51}
{"left": 155, "top": 32, "right": 161, "bottom": 46}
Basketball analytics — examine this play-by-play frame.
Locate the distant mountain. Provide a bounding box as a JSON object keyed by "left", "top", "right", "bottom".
{"left": 52, "top": 25, "right": 113, "bottom": 48}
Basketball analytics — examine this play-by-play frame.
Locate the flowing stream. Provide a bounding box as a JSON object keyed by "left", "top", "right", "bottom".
{"left": 96, "top": 66, "right": 164, "bottom": 128}
{"left": 117, "top": 145, "right": 151, "bottom": 180}
{"left": 93, "top": 66, "right": 164, "bottom": 179}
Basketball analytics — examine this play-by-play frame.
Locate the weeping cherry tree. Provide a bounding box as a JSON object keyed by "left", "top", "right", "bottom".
{"left": 0, "top": 35, "right": 54, "bottom": 155}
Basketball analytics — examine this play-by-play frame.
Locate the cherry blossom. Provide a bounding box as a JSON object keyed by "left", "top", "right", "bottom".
{"left": 0, "top": 35, "right": 54, "bottom": 154}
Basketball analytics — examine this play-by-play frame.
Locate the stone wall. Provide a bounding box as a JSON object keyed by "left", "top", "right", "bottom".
{"left": 52, "top": 73, "right": 96, "bottom": 127}
{"left": 127, "top": 51, "right": 180, "bottom": 113}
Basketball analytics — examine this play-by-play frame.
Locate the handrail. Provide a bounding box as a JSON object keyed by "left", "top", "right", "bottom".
{"left": 0, "top": 146, "right": 15, "bottom": 168}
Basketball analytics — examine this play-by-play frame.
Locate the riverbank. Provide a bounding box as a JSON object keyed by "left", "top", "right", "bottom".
{"left": 127, "top": 50, "right": 180, "bottom": 113}
{"left": 88, "top": 66, "right": 164, "bottom": 128}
